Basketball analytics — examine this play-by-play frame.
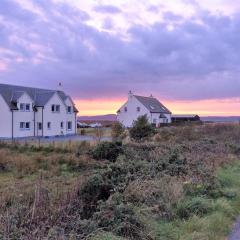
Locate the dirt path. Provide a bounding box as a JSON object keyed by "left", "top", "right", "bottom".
{"left": 228, "top": 218, "right": 240, "bottom": 240}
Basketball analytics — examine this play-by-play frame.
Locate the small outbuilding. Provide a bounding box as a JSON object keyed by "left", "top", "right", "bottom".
{"left": 171, "top": 114, "right": 200, "bottom": 123}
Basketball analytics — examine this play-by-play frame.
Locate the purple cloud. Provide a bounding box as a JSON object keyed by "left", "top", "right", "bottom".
{"left": 0, "top": 0, "right": 240, "bottom": 102}
{"left": 93, "top": 5, "right": 122, "bottom": 14}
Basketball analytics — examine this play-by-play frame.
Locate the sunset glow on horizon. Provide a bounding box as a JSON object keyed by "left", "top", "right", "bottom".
{"left": 75, "top": 97, "right": 240, "bottom": 117}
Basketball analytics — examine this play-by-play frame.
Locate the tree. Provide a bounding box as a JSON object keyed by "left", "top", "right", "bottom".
{"left": 129, "top": 115, "right": 155, "bottom": 140}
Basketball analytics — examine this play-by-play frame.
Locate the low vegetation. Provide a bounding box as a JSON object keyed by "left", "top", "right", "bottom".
{"left": 1, "top": 123, "right": 240, "bottom": 239}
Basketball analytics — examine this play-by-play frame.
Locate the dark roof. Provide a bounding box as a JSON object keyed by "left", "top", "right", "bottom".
{"left": 134, "top": 95, "right": 171, "bottom": 114}
{"left": 0, "top": 83, "right": 78, "bottom": 112}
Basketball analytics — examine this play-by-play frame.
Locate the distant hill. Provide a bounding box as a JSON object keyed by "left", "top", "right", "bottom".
{"left": 201, "top": 116, "right": 240, "bottom": 123}
{"left": 78, "top": 114, "right": 117, "bottom": 122}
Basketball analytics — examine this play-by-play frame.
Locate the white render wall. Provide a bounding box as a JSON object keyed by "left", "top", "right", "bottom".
{"left": 117, "top": 95, "right": 150, "bottom": 127}
{"left": 36, "top": 93, "right": 76, "bottom": 137}
{"left": 13, "top": 93, "right": 35, "bottom": 138}
{"left": 0, "top": 95, "right": 12, "bottom": 138}
{"left": 0, "top": 92, "right": 77, "bottom": 139}
{"left": 117, "top": 95, "right": 172, "bottom": 127}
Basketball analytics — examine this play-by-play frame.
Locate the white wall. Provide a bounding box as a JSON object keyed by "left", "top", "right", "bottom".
{"left": 65, "top": 97, "right": 77, "bottom": 135}
{"left": 35, "top": 93, "right": 76, "bottom": 137}
{"left": 117, "top": 95, "right": 150, "bottom": 127}
{"left": 13, "top": 93, "right": 34, "bottom": 138}
{"left": 0, "top": 95, "right": 12, "bottom": 138}
{"left": 117, "top": 95, "right": 172, "bottom": 127}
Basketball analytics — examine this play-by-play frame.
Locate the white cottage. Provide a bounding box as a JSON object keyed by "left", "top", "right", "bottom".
{"left": 0, "top": 83, "right": 78, "bottom": 139}
{"left": 117, "top": 91, "right": 172, "bottom": 127}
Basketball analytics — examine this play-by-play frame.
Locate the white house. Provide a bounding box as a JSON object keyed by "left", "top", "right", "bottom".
{"left": 0, "top": 83, "right": 78, "bottom": 139}
{"left": 117, "top": 91, "right": 172, "bottom": 127}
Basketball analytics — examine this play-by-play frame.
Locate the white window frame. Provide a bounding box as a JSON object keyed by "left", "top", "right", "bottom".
{"left": 67, "top": 106, "right": 72, "bottom": 114}
{"left": 38, "top": 122, "right": 42, "bottom": 130}
{"left": 51, "top": 104, "right": 60, "bottom": 113}
{"left": 67, "top": 121, "right": 72, "bottom": 131}
{"left": 20, "top": 122, "right": 30, "bottom": 130}
{"left": 19, "top": 103, "right": 31, "bottom": 112}
{"left": 47, "top": 122, "right": 51, "bottom": 130}
{"left": 60, "top": 121, "right": 64, "bottom": 129}
{"left": 25, "top": 122, "right": 30, "bottom": 130}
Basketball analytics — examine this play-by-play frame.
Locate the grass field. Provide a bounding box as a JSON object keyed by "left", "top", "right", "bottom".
{"left": 1, "top": 123, "right": 240, "bottom": 239}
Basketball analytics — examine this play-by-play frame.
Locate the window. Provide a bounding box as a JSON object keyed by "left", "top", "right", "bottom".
{"left": 137, "top": 107, "right": 140, "bottom": 112}
{"left": 124, "top": 107, "right": 127, "bottom": 112}
{"left": 60, "top": 121, "right": 64, "bottom": 129}
{"left": 20, "top": 122, "right": 24, "bottom": 129}
{"left": 67, "top": 121, "right": 72, "bottom": 131}
{"left": 51, "top": 104, "right": 60, "bottom": 113}
{"left": 20, "top": 104, "right": 25, "bottom": 111}
{"left": 38, "top": 122, "right": 42, "bottom": 130}
{"left": 19, "top": 103, "right": 31, "bottom": 111}
{"left": 25, "top": 122, "right": 30, "bottom": 129}
{"left": 153, "top": 119, "right": 157, "bottom": 124}
{"left": 47, "top": 122, "right": 51, "bottom": 129}
{"left": 20, "top": 122, "right": 30, "bottom": 130}
{"left": 56, "top": 105, "right": 60, "bottom": 112}
{"left": 67, "top": 106, "right": 72, "bottom": 113}
{"left": 25, "top": 104, "right": 30, "bottom": 111}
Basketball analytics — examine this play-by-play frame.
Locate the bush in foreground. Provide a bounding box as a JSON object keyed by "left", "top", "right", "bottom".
{"left": 91, "top": 141, "right": 123, "bottom": 162}
{"left": 129, "top": 115, "right": 155, "bottom": 140}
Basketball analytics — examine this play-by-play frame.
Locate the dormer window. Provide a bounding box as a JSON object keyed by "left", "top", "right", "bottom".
{"left": 20, "top": 103, "right": 24, "bottom": 111}
{"left": 124, "top": 107, "right": 127, "bottom": 112}
{"left": 137, "top": 107, "right": 140, "bottom": 112}
{"left": 19, "top": 103, "right": 31, "bottom": 111}
{"left": 67, "top": 106, "right": 72, "bottom": 113}
{"left": 25, "top": 104, "right": 30, "bottom": 111}
{"left": 52, "top": 104, "right": 60, "bottom": 113}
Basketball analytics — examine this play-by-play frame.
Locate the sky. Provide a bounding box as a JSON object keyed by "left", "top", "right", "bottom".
{"left": 0, "top": 0, "right": 240, "bottom": 116}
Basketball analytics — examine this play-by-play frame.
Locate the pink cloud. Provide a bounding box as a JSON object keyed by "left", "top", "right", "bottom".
{"left": 0, "top": 62, "right": 7, "bottom": 71}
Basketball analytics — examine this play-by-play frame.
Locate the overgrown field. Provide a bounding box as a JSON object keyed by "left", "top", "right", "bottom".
{"left": 1, "top": 123, "right": 240, "bottom": 239}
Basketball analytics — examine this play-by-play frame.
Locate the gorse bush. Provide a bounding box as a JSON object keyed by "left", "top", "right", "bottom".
{"left": 91, "top": 141, "right": 123, "bottom": 162}
{"left": 129, "top": 115, "right": 155, "bottom": 140}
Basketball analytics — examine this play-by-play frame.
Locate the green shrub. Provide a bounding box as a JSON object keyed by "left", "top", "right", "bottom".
{"left": 111, "top": 122, "right": 124, "bottom": 140}
{"left": 176, "top": 197, "right": 212, "bottom": 219}
{"left": 91, "top": 141, "right": 123, "bottom": 162}
{"left": 129, "top": 115, "right": 155, "bottom": 140}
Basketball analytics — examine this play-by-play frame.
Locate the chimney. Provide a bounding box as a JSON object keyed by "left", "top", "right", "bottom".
{"left": 58, "top": 82, "right": 63, "bottom": 92}
{"left": 128, "top": 90, "right": 133, "bottom": 99}
{"left": 150, "top": 94, "right": 153, "bottom": 98}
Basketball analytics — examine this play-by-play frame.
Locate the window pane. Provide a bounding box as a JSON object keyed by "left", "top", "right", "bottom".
{"left": 26, "top": 122, "right": 30, "bottom": 129}
{"left": 67, "top": 121, "right": 72, "bottom": 130}
{"left": 20, "top": 103, "right": 24, "bottom": 111}
{"left": 56, "top": 105, "right": 60, "bottom": 112}
{"left": 26, "top": 104, "right": 30, "bottom": 111}
{"left": 47, "top": 122, "right": 51, "bottom": 129}
{"left": 20, "top": 122, "right": 24, "bottom": 129}
{"left": 51, "top": 105, "right": 55, "bottom": 112}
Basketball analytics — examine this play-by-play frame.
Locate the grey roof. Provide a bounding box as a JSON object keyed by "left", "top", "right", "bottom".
{"left": 134, "top": 95, "right": 171, "bottom": 114}
{"left": 0, "top": 83, "right": 78, "bottom": 112}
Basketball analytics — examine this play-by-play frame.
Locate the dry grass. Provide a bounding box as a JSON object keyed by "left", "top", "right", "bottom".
{"left": 0, "top": 123, "right": 240, "bottom": 239}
